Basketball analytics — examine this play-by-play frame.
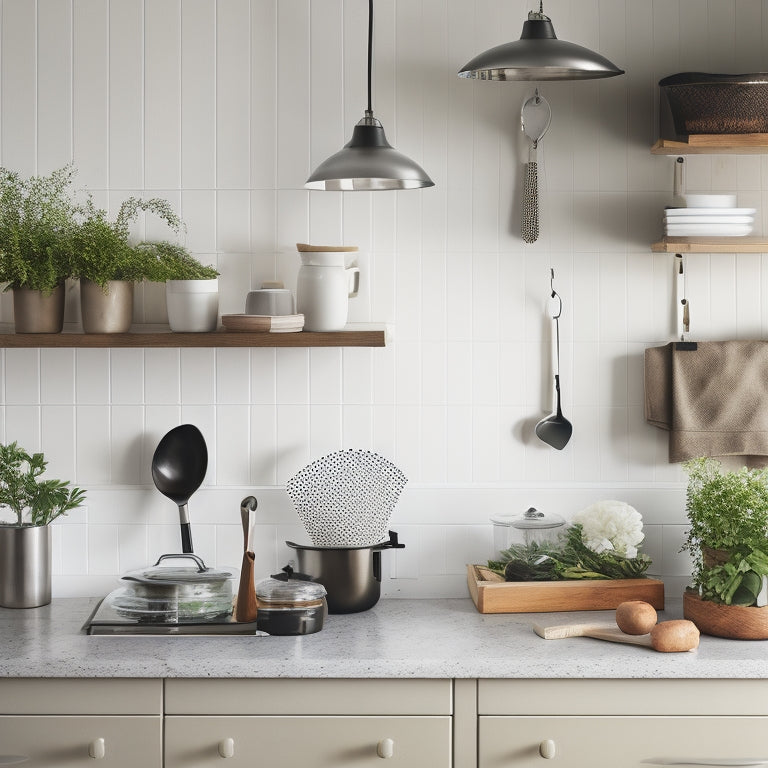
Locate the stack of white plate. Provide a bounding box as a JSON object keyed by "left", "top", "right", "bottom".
{"left": 665, "top": 194, "right": 755, "bottom": 237}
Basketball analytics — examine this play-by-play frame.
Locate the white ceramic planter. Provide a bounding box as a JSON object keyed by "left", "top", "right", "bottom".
{"left": 166, "top": 279, "right": 219, "bottom": 332}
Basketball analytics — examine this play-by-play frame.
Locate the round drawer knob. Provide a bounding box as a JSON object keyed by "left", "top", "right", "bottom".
{"left": 88, "top": 738, "right": 106, "bottom": 760}
{"left": 218, "top": 738, "right": 235, "bottom": 759}
{"left": 539, "top": 739, "right": 556, "bottom": 760}
{"left": 377, "top": 738, "right": 395, "bottom": 759}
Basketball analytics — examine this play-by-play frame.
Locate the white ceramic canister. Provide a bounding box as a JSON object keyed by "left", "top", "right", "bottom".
{"left": 296, "top": 245, "right": 360, "bottom": 332}
{"left": 166, "top": 279, "right": 219, "bottom": 332}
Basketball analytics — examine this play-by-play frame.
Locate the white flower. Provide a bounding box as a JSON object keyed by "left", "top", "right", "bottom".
{"left": 572, "top": 500, "right": 644, "bottom": 559}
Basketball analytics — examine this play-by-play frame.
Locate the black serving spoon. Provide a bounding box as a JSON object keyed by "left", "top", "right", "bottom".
{"left": 151, "top": 424, "right": 208, "bottom": 554}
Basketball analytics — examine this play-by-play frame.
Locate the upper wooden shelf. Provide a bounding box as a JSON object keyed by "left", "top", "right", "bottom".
{"left": 0, "top": 325, "right": 388, "bottom": 348}
{"left": 652, "top": 135, "right": 768, "bottom": 154}
{"left": 651, "top": 236, "right": 768, "bottom": 253}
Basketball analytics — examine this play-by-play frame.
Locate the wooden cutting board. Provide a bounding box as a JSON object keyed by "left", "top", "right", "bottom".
{"left": 467, "top": 564, "right": 665, "bottom": 614}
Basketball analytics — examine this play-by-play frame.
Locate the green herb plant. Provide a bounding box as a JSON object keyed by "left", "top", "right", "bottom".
{"left": 488, "top": 524, "right": 651, "bottom": 582}
{"left": 0, "top": 442, "right": 86, "bottom": 527}
{"left": 142, "top": 241, "right": 219, "bottom": 281}
{"left": 0, "top": 165, "right": 78, "bottom": 292}
{"left": 72, "top": 195, "right": 187, "bottom": 288}
{"left": 683, "top": 457, "right": 768, "bottom": 606}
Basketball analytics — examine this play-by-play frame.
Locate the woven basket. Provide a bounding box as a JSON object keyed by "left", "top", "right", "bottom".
{"left": 659, "top": 72, "right": 768, "bottom": 135}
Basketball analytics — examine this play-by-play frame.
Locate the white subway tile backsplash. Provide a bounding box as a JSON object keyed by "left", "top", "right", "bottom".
{"left": 6, "top": 405, "right": 40, "bottom": 452}
{"left": 5, "top": 349, "right": 39, "bottom": 404}
{"left": 1, "top": 0, "right": 759, "bottom": 597}
{"left": 144, "top": 348, "right": 180, "bottom": 405}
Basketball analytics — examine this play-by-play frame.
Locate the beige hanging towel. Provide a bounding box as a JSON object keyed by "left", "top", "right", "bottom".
{"left": 644, "top": 341, "right": 768, "bottom": 466}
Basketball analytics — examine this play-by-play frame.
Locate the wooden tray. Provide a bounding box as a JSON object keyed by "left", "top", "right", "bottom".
{"left": 467, "top": 564, "right": 665, "bottom": 614}
{"left": 683, "top": 590, "right": 768, "bottom": 639}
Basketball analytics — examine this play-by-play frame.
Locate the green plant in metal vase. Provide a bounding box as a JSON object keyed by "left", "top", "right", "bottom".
{"left": 72, "top": 195, "right": 186, "bottom": 288}
{"left": 0, "top": 165, "right": 77, "bottom": 292}
{"left": 0, "top": 441, "right": 86, "bottom": 527}
{"left": 683, "top": 457, "right": 768, "bottom": 607}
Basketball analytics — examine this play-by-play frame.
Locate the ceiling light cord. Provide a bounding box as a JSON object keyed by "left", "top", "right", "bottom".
{"left": 366, "top": 0, "right": 373, "bottom": 116}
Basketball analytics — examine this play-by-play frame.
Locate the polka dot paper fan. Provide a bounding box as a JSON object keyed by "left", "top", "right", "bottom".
{"left": 285, "top": 449, "right": 408, "bottom": 547}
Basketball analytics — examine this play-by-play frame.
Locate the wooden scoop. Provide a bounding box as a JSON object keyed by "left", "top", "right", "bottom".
{"left": 235, "top": 496, "right": 258, "bottom": 623}
{"left": 534, "top": 620, "right": 699, "bottom": 653}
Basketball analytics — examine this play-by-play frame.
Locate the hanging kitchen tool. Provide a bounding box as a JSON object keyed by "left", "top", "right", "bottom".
{"left": 151, "top": 424, "right": 208, "bottom": 554}
{"left": 521, "top": 89, "right": 551, "bottom": 244}
{"left": 286, "top": 449, "right": 407, "bottom": 547}
{"left": 235, "top": 496, "right": 258, "bottom": 623}
{"left": 535, "top": 270, "right": 573, "bottom": 450}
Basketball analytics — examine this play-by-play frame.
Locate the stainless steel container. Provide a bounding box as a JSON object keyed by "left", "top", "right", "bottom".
{"left": 0, "top": 524, "right": 51, "bottom": 608}
{"left": 80, "top": 279, "right": 134, "bottom": 333}
{"left": 286, "top": 531, "right": 404, "bottom": 614}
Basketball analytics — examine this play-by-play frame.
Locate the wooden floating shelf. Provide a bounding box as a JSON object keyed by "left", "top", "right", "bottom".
{"left": 0, "top": 326, "right": 387, "bottom": 349}
{"left": 652, "top": 135, "right": 768, "bottom": 154}
{"left": 651, "top": 236, "right": 768, "bottom": 253}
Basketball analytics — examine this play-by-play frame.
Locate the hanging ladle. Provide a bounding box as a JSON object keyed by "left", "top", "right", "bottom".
{"left": 520, "top": 89, "right": 551, "bottom": 244}
{"left": 535, "top": 270, "right": 572, "bottom": 450}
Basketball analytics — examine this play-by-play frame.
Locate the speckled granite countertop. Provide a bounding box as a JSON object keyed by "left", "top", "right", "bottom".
{"left": 3, "top": 597, "right": 768, "bottom": 679}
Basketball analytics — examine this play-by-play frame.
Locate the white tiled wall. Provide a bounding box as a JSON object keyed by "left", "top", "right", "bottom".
{"left": 0, "top": 0, "right": 766, "bottom": 598}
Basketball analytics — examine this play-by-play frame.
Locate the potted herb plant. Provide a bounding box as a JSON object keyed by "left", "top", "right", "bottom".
{"left": 682, "top": 457, "right": 768, "bottom": 638}
{"left": 0, "top": 165, "right": 78, "bottom": 333}
{"left": 0, "top": 442, "right": 86, "bottom": 608}
{"left": 72, "top": 195, "right": 185, "bottom": 333}
{"left": 149, "top": 241, "right": 220, "bottom": 332}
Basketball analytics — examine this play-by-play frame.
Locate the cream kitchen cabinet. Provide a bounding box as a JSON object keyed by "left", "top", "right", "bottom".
{"left": 478, "top": 679, "right": 768, "bottom": 768}
{"left": 0, "top": 679, "right": 162, "bottom": 768}
{"left": 164, "top": 679, "right": 453, "bottom": 768}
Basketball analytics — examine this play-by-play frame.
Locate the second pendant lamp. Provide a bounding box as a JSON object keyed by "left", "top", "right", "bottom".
{"left": 305, "top": 0, "right": 433, "bottom": 192}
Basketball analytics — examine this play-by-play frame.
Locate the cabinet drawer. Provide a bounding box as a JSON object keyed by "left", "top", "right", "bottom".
{"left": 480, "top": 716, "right": 768, "bottom": 768}
{"left": 0, "top": 716, "right": 162, "bottom": 768}
{"left": 165, "top": 715, "right": 451, "bottom": 768}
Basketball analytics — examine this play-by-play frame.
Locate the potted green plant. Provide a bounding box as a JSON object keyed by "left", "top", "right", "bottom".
{"left": 0, "top": 165, "right": 78, "bottom": 333}
{"left": 682, "top": 457, "right": 768, "bottom": 638}
{"left": 72, "top": 195, "right": 185, "bottom": 333}
{"left": 149, "top": 241, "right": 220, "bottom": 332}
{"left": 0, "top": 441, "right": 86, "bottom": 608}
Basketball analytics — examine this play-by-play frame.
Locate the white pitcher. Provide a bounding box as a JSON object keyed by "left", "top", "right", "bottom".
{"left": 297, "top": 251, "right": 360, "bottom": 331}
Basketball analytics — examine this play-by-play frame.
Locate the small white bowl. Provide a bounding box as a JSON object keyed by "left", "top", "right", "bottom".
{"left": 683, "top": 193, "right": 737, "bottom": 208}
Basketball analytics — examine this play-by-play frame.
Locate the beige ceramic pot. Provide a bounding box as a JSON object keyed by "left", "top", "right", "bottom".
{"left": 80, "top": 279, "right": 134, "bottom": 333}
{"left": 12, "top": 284, "right": 65, "bottom": 333}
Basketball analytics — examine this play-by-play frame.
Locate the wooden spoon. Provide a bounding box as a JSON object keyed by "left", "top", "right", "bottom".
{"left": 533, "top": 620, "right": 699, "bottom": 653}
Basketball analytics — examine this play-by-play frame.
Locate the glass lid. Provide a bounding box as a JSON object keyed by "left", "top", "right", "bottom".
{"left": 256, "top": 565, "right": 326, "bottom": 602}
{"left": 490, "top": 507, "right": 565, "bottom": 530}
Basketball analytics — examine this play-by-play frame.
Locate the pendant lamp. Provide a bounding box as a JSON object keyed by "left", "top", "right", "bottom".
{"left": 305, "top": 0, "right": 433, "bottom": 191}
{"left": 458, "top": 2, "right": 624, "bottom": 82}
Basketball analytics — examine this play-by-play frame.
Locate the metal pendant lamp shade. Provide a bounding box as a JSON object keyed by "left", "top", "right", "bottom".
{"left": 458, "top": 4, "right": 624, "bottom": 82}
{"left": 305, "top": 0, "right": 433, "bottom": 191}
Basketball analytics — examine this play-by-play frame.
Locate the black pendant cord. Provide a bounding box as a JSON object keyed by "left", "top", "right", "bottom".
{"left": 366, "top": 0, "right": 373, "bottom": 115}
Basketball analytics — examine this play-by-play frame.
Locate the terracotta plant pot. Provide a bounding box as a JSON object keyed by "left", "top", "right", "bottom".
{"left": 683, "top": 589, "right": 768, "bottom": 640}
{"left": 80, "top": 279, "right": 134, "bottom": 333}
{"left": 12, "top": 285, "right": 65, "bottom": 333}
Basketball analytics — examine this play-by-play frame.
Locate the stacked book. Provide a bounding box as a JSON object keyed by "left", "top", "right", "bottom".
{"left": 664, "top": 206, "right": 756, "bottom": 237}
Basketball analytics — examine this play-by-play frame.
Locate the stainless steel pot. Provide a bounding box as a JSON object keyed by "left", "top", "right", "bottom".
{"left": 286, "top": 531, "right": 404, "bottom": 614}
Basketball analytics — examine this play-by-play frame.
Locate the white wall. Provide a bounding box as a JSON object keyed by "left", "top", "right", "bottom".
{"left": 1, "top": 0, "right": 766, "bottom": 598}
